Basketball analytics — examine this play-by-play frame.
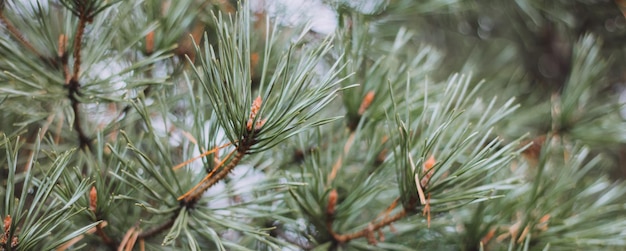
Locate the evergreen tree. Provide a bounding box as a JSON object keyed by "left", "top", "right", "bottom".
{"left": 1, "top": 0, "right": 626, "bottom": 250}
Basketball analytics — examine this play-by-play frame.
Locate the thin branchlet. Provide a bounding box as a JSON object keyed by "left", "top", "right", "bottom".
{"left": 179, "top": 146, "right": 249, "bottom": 206}
{"left": 65, "top": 3, "right": 94, "bottom": 150}
{"left": 178, "top": 97, "right": 263, "bottom": 206}
{"left": 0, "top": 12, "right": 44, "bottom": 59}
{"left": 327, "top": 196, "right": 418, "bottom": 244}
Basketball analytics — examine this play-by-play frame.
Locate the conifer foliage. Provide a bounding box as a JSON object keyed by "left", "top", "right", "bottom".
{"left": 1, "top": 0, "right": 626, "bottom": 250}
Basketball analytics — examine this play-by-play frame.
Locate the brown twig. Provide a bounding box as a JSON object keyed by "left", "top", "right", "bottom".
{"left": 137, "top": 143, "right": 251, "bottom": 241}
{"left": 68, "top": 80, "right": 92, "bottom": 149}
{"left": 118, "top": 225, "right": 140, "bottom": 251}
{"left": 0, "top": 12, "right": 45, "bottom": 60}
{"left": 326, "top": 195, "right": 417, "bottom": 245}
{"left": 331, "top": 206, "right": 408, "bottom": 244}
{"left": 95, "top": 223, "right": 115, "bottom": 248}
{"left": 137, "top": 217, "right": 176, "bottom": 240}
{"left": 71, "top": 13, "right": 87, "bottom": 82}
{"left": 177, "top": 97, "right": 264, "bottom": 205}
{"left": 115, "top": 207, "right": 179, "bottom": 248}
{"left": 145, "top": 97, "right": 262, "bottom": 250}
{"left": 178, "top": 145, "right": 250, "bottom": 204}
{"left": 65, "top": 9, "right": 92, "bottom": 150}
{"left": 172, "top": 142, "right": 232, "bottom": 171}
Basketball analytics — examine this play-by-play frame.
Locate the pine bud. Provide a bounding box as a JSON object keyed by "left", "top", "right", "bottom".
{"left": 420, "top": 155, "right": 436, "bottom": 188}
{"left": 89, "top": 186, "right": 97, "bottom": 212}
{"left": 247, "top": 96, "right": 266, "bottom": 131}
{"left": 2, "top": 215, "right": 10, "bottom": 232}
{"left": 1, "top": 215, "right": 11, "bottom": 246}
{"left": 327, "top": 189, "right": 338, "bottom": 216}
{"left": 58, "top": 34, "right": 67, "bottom": 58}
{"left": 358, "top": 91, "right": 375, "bottom": 115}
{"left": 145, "top": 31, "right": 154, "bottom": 55}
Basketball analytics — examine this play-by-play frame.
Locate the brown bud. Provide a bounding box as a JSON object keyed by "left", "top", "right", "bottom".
{"left": 1, "top": 215, "right": 11, "bottom": 245}
{"left": 145, "top": 31, "right": 154, "bottom": 55}
{"left": 58, "top": 34, "right": 67, "bottom": 58}
{"left": 420, "top": 155, "right": 436, "bottom": 188}
{"left": 247, "top": 96, "right": 265, "bottom": 131}
{"left": 3, "top": 215, "right": 10, "bottom": 232}
{"left": 358, "top": 91, "right": 375, "bottom": 115}
{"left": 327, "top": 189, "right": 338, "bottom": 216}
{"left": 89, "top": 186, "right": 97, "bottom": 212}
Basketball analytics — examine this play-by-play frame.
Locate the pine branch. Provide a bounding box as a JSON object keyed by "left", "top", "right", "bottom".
{"left": 177, "top": 94, "right": 262, "bottom": 205}
{"left": 64, "top": 1, "right": 94, "bottom": 150}
{"left": 3, "top": 1, "right": 626, "bottom": 250}
{"left": 178, "top": 143, "right": 250, "bottom": 206}
{"left": 70, "top": 16, "right": 86, "bottom": 83}
{"left": 67, "top": 83, "right": 91, "bottom": 150}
